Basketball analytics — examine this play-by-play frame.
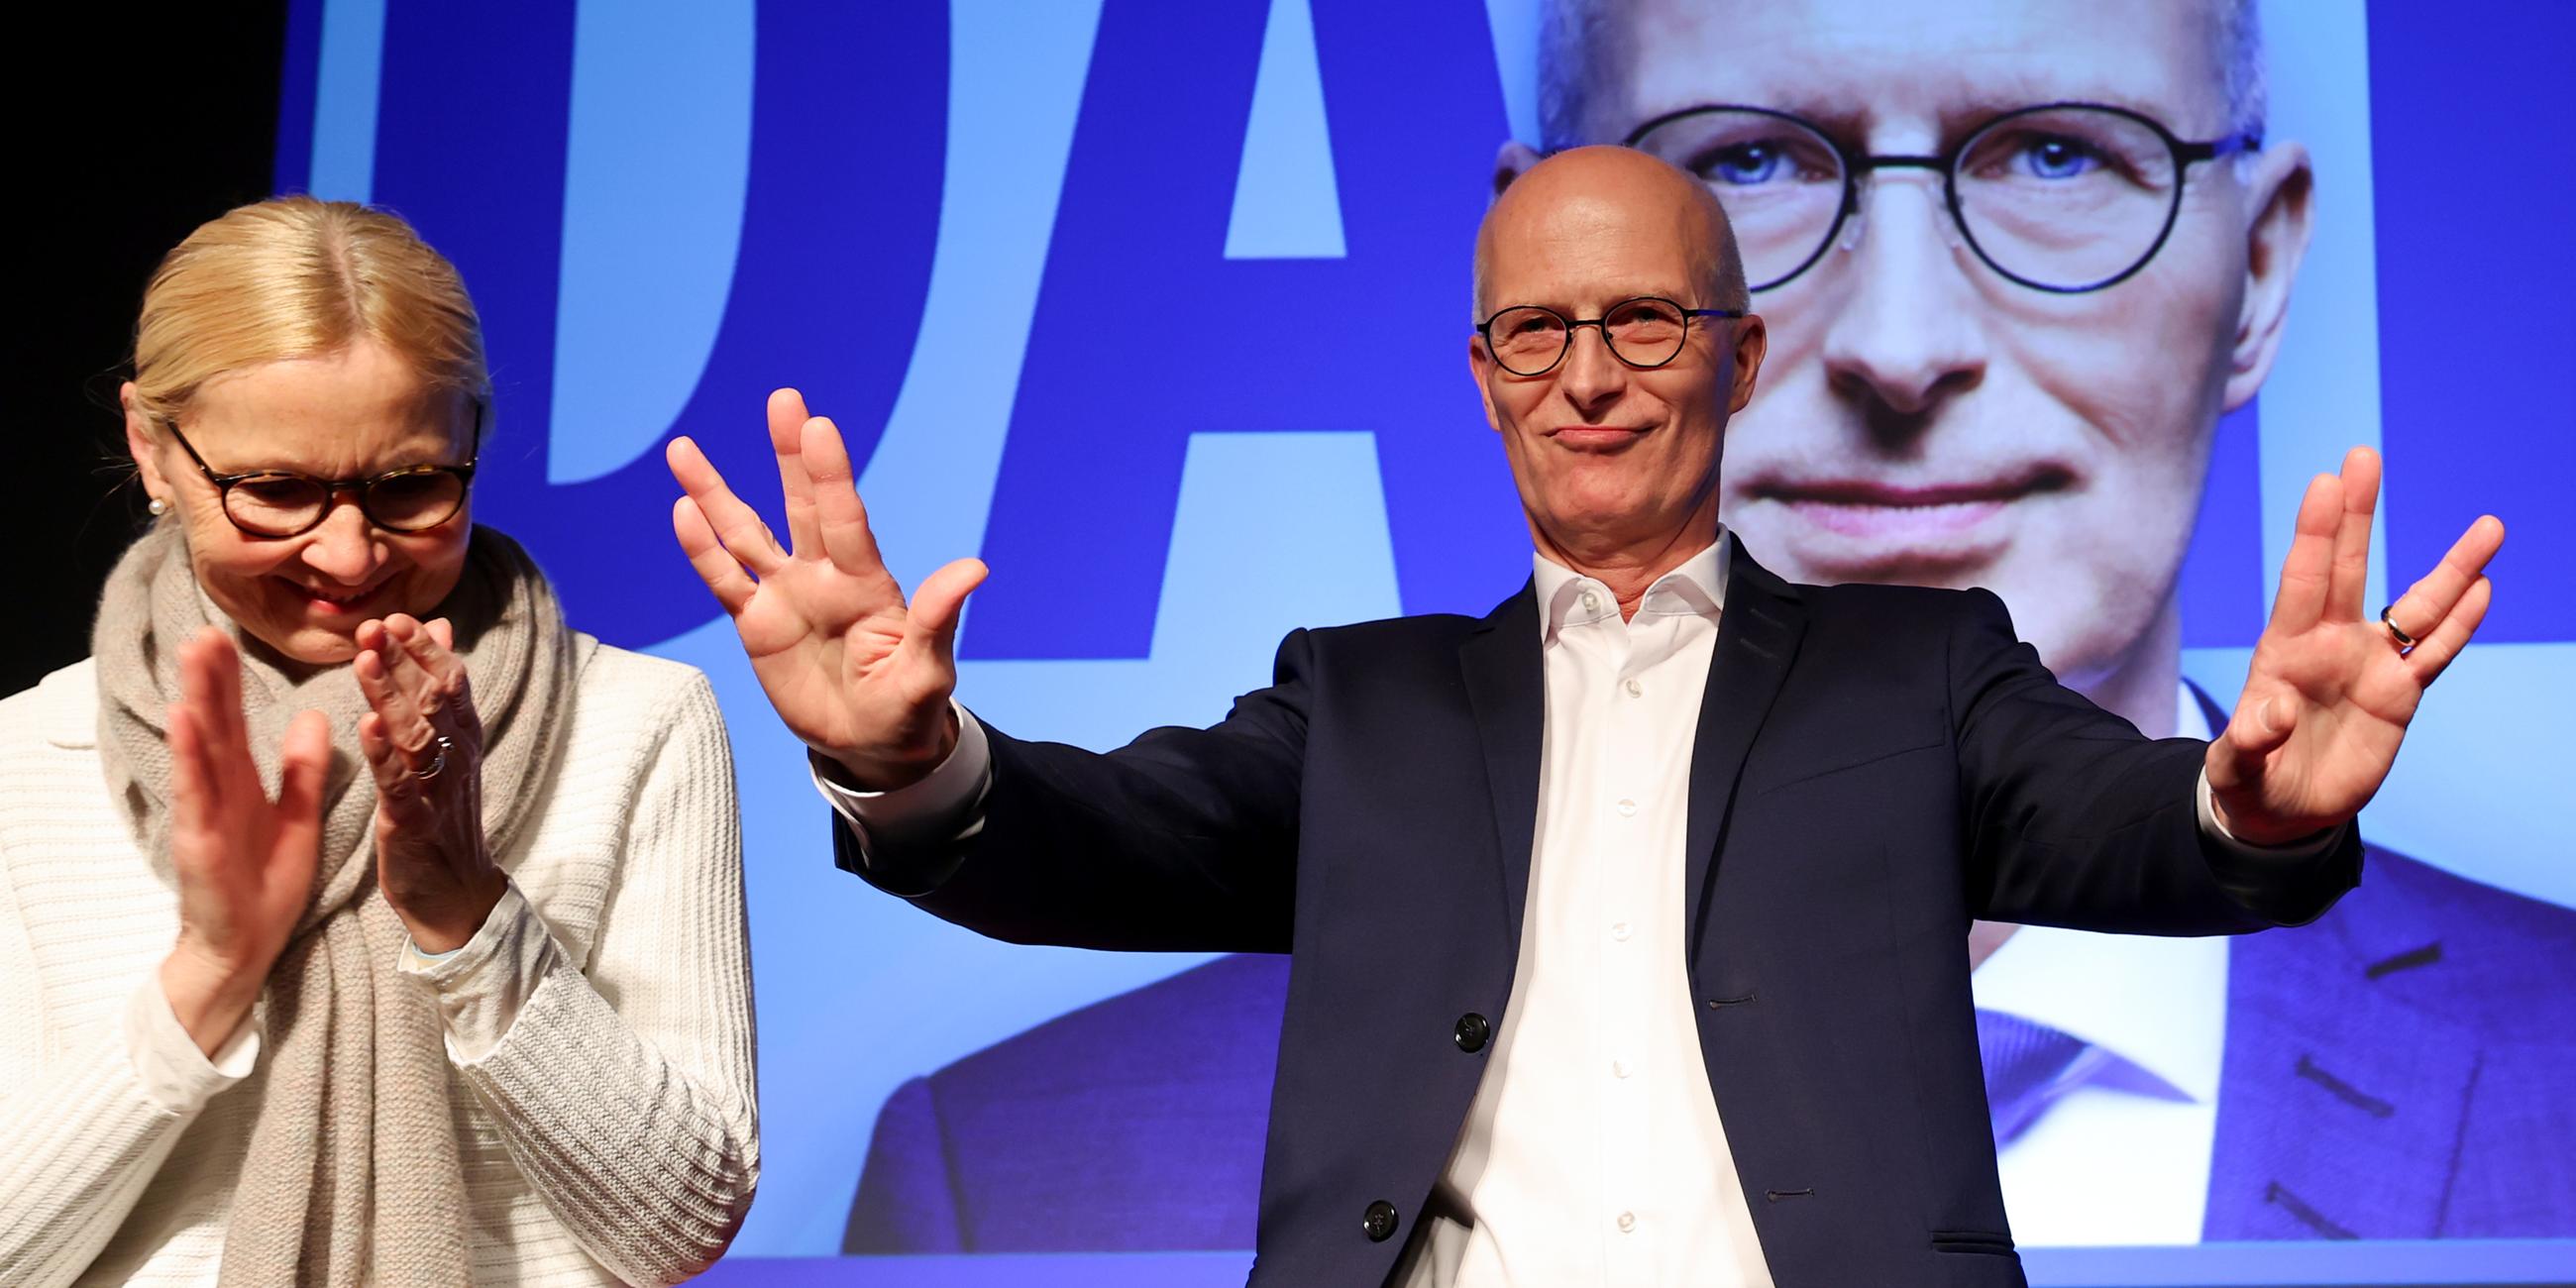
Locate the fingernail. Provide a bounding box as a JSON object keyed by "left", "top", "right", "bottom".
{"left": 2257, "top": 698, "right": 2278, "bottom": 732}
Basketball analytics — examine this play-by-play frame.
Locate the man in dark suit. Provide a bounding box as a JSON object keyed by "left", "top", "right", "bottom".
{"left": 837, "top": 0, "right": 2576, "bottom": 1257}
{"left": 671, "top": 144, "right": 2503, "bottom": 1284}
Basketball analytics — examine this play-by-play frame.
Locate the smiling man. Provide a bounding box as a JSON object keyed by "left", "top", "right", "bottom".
{"left": 1496, "top": 0, "right": 2576, "bottom": 1247}
{"left": 678, "top": 127, "right": 2504, "bottom": 1280}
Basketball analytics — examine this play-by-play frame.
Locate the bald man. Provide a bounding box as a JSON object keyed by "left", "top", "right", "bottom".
{"left": 673, "top": 148, "right": 2500, "bottom": 1286}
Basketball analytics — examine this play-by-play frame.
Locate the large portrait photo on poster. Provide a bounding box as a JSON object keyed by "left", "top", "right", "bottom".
{"left": 275, "top": 0, "right": 2575, "bottom": 1281}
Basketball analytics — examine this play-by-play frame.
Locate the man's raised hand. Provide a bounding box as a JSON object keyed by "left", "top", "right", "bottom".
{"left": 2206, "top": 446, "right": 2504, "bottom": 845}
{"left": 668, "top": 387, "right": 987, "bottom": 789}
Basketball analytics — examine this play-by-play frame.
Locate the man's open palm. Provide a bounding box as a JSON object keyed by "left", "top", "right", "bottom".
{"left": 668, "top": 388, "right": 986, "bottom": 788}
{"left": 2208, "top": 446, "right": 2504, "bottom": 844}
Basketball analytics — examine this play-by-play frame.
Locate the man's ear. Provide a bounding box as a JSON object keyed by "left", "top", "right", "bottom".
{"left": 1726, "top": 314, "right": 1769, "bottom": 414}
{"left": 121, "top": 381, "right": 171, "bottom": 502}
{"left": 1469, "top": 333, "right": 1503, "bottom": 433}
{"left": 1493, "top": 140, "right": 1544, "bottom": 199}
{"left": 2222, "top": 142, "right": 2314, "bottom": 412}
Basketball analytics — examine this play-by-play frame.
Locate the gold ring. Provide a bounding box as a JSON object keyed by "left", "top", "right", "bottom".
{"left": 2379, "top": 603, "right": 2417, "bottom": 652}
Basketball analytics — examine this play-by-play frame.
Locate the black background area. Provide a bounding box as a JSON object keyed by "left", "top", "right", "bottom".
{"left": 6, "top": 2, "right": 288, "bottom": 696}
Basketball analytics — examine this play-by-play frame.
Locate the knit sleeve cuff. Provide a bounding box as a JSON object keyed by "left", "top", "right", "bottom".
{"left": 124, "top": 970, "right": 260, "bottom": 1116}
{"left": 398, "top": 881, "right": 561, "bottom": 1064}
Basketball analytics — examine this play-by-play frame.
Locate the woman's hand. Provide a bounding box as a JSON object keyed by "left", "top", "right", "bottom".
{"left": 354, "top": 613, "right": 506, "bottom": 953}
{"left": 160, "top": 627, "right": 331, "bottom": 1056}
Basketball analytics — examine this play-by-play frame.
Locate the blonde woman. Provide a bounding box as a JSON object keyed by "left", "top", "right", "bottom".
{"left": 0, "top": 197, "right": 757, "bottom": 1286}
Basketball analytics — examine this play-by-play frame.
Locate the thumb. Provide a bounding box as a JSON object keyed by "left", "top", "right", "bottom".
{"left": 2207, "top": 691, "right": 2298, "bottom": 791}
{"left": 905, "top": 558, "right": 990, "bottom": 672}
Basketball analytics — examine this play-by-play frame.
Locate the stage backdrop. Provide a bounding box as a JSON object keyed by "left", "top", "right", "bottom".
{"left": 276, "top": 0, "right": 2572, "bottom": 1283}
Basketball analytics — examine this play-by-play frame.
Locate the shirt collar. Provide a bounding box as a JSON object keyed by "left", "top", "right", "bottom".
{"left": 1967, "top": 682, "right": 2226, "bottom": 1105}
{"left": 1532, "top": 529, "right": 1731, "bottom": 644}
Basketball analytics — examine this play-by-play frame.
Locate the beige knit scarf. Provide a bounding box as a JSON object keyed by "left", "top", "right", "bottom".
{"left": 94, "top": 523, "right": 590, "bottom": 1286}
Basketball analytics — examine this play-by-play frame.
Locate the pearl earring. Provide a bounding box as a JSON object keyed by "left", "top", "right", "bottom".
{"left": 148, "top": 497, "right": 169, "bottom": 516}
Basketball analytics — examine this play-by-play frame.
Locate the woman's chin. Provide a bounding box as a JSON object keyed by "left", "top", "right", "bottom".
{"left": 259, "top": 624, "right": 364, "bottom": 667}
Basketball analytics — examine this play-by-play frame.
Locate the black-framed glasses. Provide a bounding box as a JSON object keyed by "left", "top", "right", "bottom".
{"left": 161, "top": 418, "right": 478, "bottom": 538}
{"left": 1624, "top": 102, "right": 2260, "bottom": 293}
{"left": 1477, "top": 295, "right": 1743, "bottom": 377}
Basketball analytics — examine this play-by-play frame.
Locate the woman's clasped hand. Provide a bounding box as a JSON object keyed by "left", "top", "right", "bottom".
{"left": 351, "top": 612, "right": 508, "bottom": 953}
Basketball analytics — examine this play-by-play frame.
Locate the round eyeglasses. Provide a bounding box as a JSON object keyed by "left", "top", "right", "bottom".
{"left": 1624, "top": 102, "right": 2260, "bottom": 293}
{"left": 161, "top": 418, "right": 477, "bottom": 538}
{"left": 1477, "top": 295, "right": 1743, "bottom": 377}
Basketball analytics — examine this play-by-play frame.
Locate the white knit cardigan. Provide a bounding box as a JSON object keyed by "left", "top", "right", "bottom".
{"left": 0, "top": 643, "right": 759, "bottom": 1286}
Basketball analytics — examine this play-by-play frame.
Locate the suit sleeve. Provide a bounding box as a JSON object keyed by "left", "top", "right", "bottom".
{"left": 831, "top": 629, "right": 1313, "bottom": 954}
{"left": 1948, "top": 588, "right": 2361, "bottom": 933}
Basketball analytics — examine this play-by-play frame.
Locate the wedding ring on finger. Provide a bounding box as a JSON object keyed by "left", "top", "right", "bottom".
{"left": 412, "top": 733, "right": 456, "bottom": 782}
{"left": 2379, "top": 603, "right": 2418, "bottom": 655}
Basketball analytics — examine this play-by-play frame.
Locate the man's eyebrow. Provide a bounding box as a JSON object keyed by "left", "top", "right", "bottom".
{"left": 1687, "top": 86, "right": 2209, "bottom": 146}
{"left": 1496, "top": 287, "right": 1697, "bottom": 313}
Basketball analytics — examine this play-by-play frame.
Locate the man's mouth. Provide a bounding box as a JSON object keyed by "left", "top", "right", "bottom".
{"left": 1748, "top": 468, "right": 2073, "bottom": 553}
{"left": 1544, "top": 425, "right": 1651, "bottom": 452}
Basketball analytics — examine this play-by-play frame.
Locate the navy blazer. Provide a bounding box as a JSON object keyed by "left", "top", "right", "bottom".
{"left": 837, "top": 545, "right": 2360, "bottom": 1286}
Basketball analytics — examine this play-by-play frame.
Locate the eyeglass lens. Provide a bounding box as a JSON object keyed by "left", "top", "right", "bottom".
{"left": 1485, "top": 297, "right": 1694, "bottom": 376}
{"left": 1631, "top": 105, "right": 2191, "bottom": 292}
{"left": 222, "top": 471, "right": 469, "bottom": 537}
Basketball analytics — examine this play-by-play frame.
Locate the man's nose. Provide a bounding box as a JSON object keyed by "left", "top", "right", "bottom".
{"left": 1554, "top": 324, "right": 1630, "bottom": 418}
{"left": 297, "top": 498, "right": 386, "bottom": 583}
{"left": 1817, "top": 174, "right": 1986, "bottom": 419}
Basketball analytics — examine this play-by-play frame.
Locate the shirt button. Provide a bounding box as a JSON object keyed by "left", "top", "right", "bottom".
{"left": 1617, "top": 1211, "right": 1638, "bottom": 1234}
{"left": 1611, "top": 920, "right": 1632, "bottom": 941}
{"left": 1580, "top": 590, "right": 1602, "bottom": 612}
{"left": 1616, "top": 799, "right": 1638, "bottom": 817}
{"left": 1624, "top": 678, "right": 1643, "bottom": 698}
{"left": 1612, "top": 1058, "right": 1632, "bottom": 1079}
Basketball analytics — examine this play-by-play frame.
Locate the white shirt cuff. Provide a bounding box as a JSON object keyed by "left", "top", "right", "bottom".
{"left": 398, "top": 881, "right": 560, "bottom": 1064}
{"left": 2195, "top": 768, "right": 2343, "bottom": 859}
{"left": 810, "top": 701, "right": 993, "bottom": 855}
{"left": 124, "top": 970, "right": 260, "bottom": 1115}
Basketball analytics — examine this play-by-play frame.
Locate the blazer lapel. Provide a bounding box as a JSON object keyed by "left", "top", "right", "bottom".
{"left": 1459, "top": 582, "right": 1544, "bottom": 958}
{"left": 1683, "top": 543, "right": 1809, "bottom": 968}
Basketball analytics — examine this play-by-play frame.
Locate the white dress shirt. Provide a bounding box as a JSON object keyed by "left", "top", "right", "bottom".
{"left": 815, "top": 540, "right": 2329, "bottom": 1277}
{"left": 1396, "top": 538, "right": 1772, "bottom": 1287}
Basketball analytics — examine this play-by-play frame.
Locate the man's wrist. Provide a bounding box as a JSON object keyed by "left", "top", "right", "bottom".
{"left": 2200, "top": 772, "right": 2343, "bottom": 853}
{"left": 819, "top": 706, "right": 962, "bottom": 793}
{"left": 2208, "top": 795, "right": 2331, "bottom": 848}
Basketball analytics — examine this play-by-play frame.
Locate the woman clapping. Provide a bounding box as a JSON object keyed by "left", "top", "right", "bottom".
{"left": 0, "top": 197, "right": 757, "bottom": 1286}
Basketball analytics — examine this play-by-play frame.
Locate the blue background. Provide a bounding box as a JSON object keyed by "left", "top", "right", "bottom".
{"left": 273, "top": 0, "right": 2573, "bottom": 1281}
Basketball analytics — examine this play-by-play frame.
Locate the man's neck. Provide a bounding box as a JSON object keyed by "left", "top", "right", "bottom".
{"left": 1532, "top": 510, "right": 1723, "bottom": 622}
{"left": 2063, "top": 597, "right": 2186, "bottom": 740}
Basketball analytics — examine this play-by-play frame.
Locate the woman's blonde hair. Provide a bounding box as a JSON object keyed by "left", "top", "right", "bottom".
{"left": 129, "top": 195, "right": 490, "bottom": 438}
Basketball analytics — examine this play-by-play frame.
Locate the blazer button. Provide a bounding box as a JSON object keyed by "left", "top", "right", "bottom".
{"left": 1362, "top": 1199, "right": 1400, "bottom": 1242}
{"left": 1453, "top": 1013, "right": 1491, "bottom": 1053}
